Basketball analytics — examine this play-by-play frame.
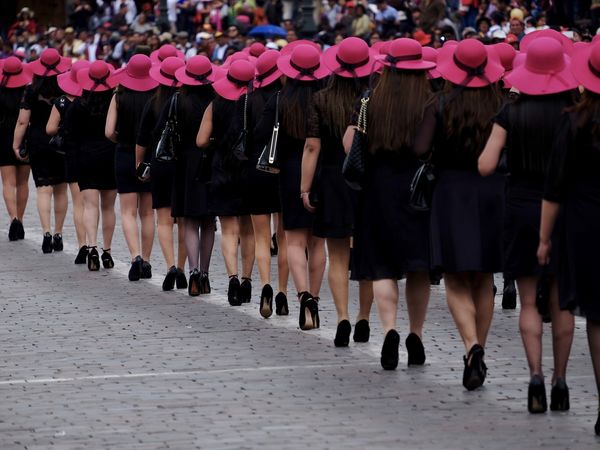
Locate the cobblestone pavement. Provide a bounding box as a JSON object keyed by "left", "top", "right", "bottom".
{"left": 0, "top": 185, "right": 598, "bottom": 450}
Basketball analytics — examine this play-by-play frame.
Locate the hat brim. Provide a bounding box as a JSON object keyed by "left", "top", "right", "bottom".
{"left": 505, "top": 56, "right": 578, "bottom": 95}
{"left": 150, "top": 49, "right": 185, "bottom": 64}
{"left": 149, "top": 65, "right": 183, "bottom": 87}
{"left": 77, "top": 67, "right": 119, "bottom": 92}
{"left": 571, "top": 48, "right": 600, "bottom": 94}
{"left": 29, "top": 56, "right": 71, "bottom": 76}
{"left": 115, "top": 68, "right": 160, "bottom": 92}
{"left": 520, "top": 29, "right": 574, "bottom": 56}
{"left": 57, "top": 71, "right": 82, "bottom": 96}
{"left": 436, "top": 45, "right": 504, "bottom": 87}
{"left": 175, "top": 65, "right": 215, "bottom": 86}
{"left": 253, "top": 66, "right": 283, "bottom": 89}
{"left": 280, "top": 40, "right": 321, "bottom": 56}
{"left": 0, "top": 62, "right": 33, "bottom": 88}
{"left": 277, "top": 55, "right": 331, "bottom": 81}
{"left": 213, "top": 78, "right": 248, "bottom": 101}
{"left": 427, "top": 68, "right": 442, "bottom": 79}
{"left": 375, "top": 54, "right": 436, "bottom": 71}
{"left": 322, "top": 45, "right": 375, "bottom": 78}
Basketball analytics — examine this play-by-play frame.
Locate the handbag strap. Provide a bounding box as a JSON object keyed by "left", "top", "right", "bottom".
{"left": 168, "top": 92, "right": 178, "bottom": 124}
{"left": 274, "top": 91, "right": 280, "bottom": 126}
{"left": 357, "top": 90, "right": 370, "bottom": 133}
{"left": 241, "top": 93, "right": 248, "bottom": 132}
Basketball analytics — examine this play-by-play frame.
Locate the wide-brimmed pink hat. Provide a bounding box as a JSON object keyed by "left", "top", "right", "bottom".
{"left": 421, "top": 46, "right": 441, "bottom": 79}
{"left": 57, "top": 60, "right": 90, "bottom": 96}
{"left": 323, "top": 37, "right": 375, "bottom": 78}
{"left": 437, "top": 39, "right": 504, "bottom": 87}
{"left": 491, "top": 43, "right": 517, "bottom": 88}
{"left": 277, "top": 44, "right": 330, "bottom": 81}
{"left": 150, "top": 44, "right": 185, "bottom": 64}
{"left": 376, "top": 38, "right": 436, "bottom": 71}
{"left": 149, "top": 56, "right": 185, "bottom": 87}
{"left": 253, "top": 50, "right": 282, "bottom": 89}
{"left": 222, "top": 52, "right": 257, "bottom": 69}
{"left": 175, "top": 55, "right": 215, "bottom": 86}
{"left": 213, "top": 59, "right": 255, "bottom": 101}
{"left": 0, "top": 56, "right": 32, "bottom": 88}
{"left": 371, "top": 41, "right": 390, "bottom": 55}
{"left": 115, "top": 54, "right": 158, "bottom": 92}
{"left": 571, "top": 41, "right": 600, "bottom": 94}
{"left": 280, "top": 39, "right": 321, "bottom": 56}
{"left": 29, "top": 48, "right": 71, "bottom": 76}
{"left": 505, "top": 37, "right": 578, "bottom": 95}
{"left": 520, "top": 29, "right": 574, "bottom": 56}
{"left": 77, "top": 60, "right": 118, "bottom": 92}
{"left": 243, "top": 42, "right": 267, "bottom": 58}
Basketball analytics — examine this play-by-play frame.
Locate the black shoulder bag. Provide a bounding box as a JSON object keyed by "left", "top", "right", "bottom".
{"left": 256, "top": 92, "right": 280, "bottom": 174}
{"left": 231, "top": 93, "right": 249, "bottom": 162}
{"left": 155, "top": 92, "right": 179, "bottom": 162}
{"left": 342, "top": 90, "right": 370, "bottom": 190}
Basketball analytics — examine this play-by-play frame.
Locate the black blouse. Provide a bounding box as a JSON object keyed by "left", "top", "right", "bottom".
{"left": 65, "top": 91, "right": 113, "bottom": 144}
{"left": 20, "top": 84, "right": 56, "bottom": 139}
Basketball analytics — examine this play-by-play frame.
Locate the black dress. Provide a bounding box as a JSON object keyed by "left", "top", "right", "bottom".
{"left": 114, "top": 88, "right": 153, "bottom": 194}
{"left": 0, "top": 87, "right": 27, "bottom": 167}
{"left": 545, "top": 111, "right": 600, "bottom": 319}
{"left": 65, "top": 91, "right": 117, "bottom": 191}
{"left": 494, "top": 92, "right": 574, "bottom": 279}
{"left": 416, "top": 97, "right": 504, "bottom": 274}
{"left": 20, "top": 83, "right": 65, "bottom": 187}
{"left": 54, "top": 95, "right": 78, "bottom": 183}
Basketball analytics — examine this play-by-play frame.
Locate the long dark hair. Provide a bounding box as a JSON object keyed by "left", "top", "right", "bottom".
{"left": 314, "top": 74, "right": 367, "bottom": 139}
{"left": 441, "top": 83, "right": 502, "bottom": 155}
{"left": 80, "top": 89, "right": 113, "bottom": 118}
{"left": 178, "top": 84, "right": 214, "bottom": 116}
{"left": 151, "top": 84, "right": 178, "bottom": 116}
{"left": 115, "top": 85, "right": 156, "bottom": 143}
{"left": 280, "top": 78, "right": 320, "bottom": 140}
{"left": 30, "top": 74, "right": 62, "bottom": 101}
{"left": 570, "top": 90, "right": 600, "bottom": 137}
{"left": 368, "top": 68, "right": 432, "bottom": 153}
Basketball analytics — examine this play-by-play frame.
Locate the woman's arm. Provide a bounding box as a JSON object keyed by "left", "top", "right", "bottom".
{"left": 196, "top": 102, "right": 213, "bottom": 148}
{"left": 300, "top": 137, "right": 321, "bottom": 213}
{"left": 537, "top": 200, "right": 560, "bottom": 265}
{"left": 342, "top": 126, "right": 357, "bottom": 154}
{"left": 12, "top": 108, "right": 31, "bottom": 160}
{"left": 478, "top": 124, "right": 507, "bottom": 177}
{"left": 46, "top": 105, "right": 61, "bottom": 136}
{"left": 105, "top": 94, "right": 118, "bottom": 143}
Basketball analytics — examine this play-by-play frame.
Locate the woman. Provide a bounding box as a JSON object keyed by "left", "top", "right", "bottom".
{"left": 13, "top": 48, "right": 71, "bottom": 254}
{"left": 0, "top": 56, "right": 31, "bottom": 242}
{"left": 479, "top": 37, "right": 577, "bottom": 412}
{"left": 47, "top": 60, "right": 89, "bottom": 264}
{"left": 538, "top": 42, "right": 600, "bottom": 435}
{"left": 105, "top": 54, "right": 158, "bottom": 281}
{"left": 415, "top": 39, "right": 505, "bottom": 389}
{"left": 196, "top": 60, "right": 257, "bottom": 306}
{"left": 255, "top": 45, "right": 329, "bottom": 330}
{"left": 303, "top": 37, "right": 375, "bottom": 347}
{"left": 64, "top": 60, "right": 119, "bottom": 271}
{"left": 136, "top": 56, "right": 187, "bottom": 291}
{"left": 172, "top": 56, "right": 216, "bottom": 296}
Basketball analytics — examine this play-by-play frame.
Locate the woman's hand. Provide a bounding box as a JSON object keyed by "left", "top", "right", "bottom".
{"left": 301, "top": 192, "right": 315, "bottom": 213}
{"left": 537, "top": 239, "right": 552, "bottom": 266}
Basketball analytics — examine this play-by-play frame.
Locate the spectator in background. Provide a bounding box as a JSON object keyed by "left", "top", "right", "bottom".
{"left": 8, "top": 7, "right": 38, "bottom": 39}
{"left": 132, "top": 11, "right": 157, "bottom": 34}
{"left": 264, "top": 0, "right": 283, "bottom": 25}
{"left": 375, "top": 0, "right": 399, "bottom": 38}
{"left": 352, "top": 4, "right": 373, "bottom": 38}
{"left": 211, "top": 31, "right": 229, "bottom": 63}
{"left": 69, "top": 0, "right": 95, "bottom": 32}
{"left": 112, "top": 0, "right": 137, "bottom": 25}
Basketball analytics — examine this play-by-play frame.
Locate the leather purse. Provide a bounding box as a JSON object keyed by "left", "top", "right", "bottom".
{"left": 409, "top": 161, "right": 436, "bottom": 211}
{"left": 231, "top": 93, "right": 249, "bottom": 162}
{"left": 155, "top": 93, "right": 179, "bottom": 162}
{"left": 256, "top": 92, "right": 280, "bottom": 174}
{"left": 342, "top": 91, "right": 370, "bottom": 190}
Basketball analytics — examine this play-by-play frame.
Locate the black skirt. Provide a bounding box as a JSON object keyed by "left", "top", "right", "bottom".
{"left": 0, "top": 134, "right": 27, "bottom": 167}
{"left": 208, "top": 149, "right": 245, "bottom": 217}
{"left": 64, "top": 143, "right": 79, "bottom": 184}
{"left": 115, "top": 145, "right": 151, "bottom": 194}
{"left": 28, "top": 134, "right": 66, "bottom": 187}
{"left": 150, "top": 158, "right": 176, "bottom": 209}
{"left": 312, "top": 164, "right": 354, "bottom": 239}
{"left": 176, "top": 148, "right": 211, "bottom": 218}
{"left": 430, "top": 169, "right": 504, "bottom": 273}
{"left": 77, "top": 141, "right": 117, "bottom": 191}
{"left": 279, "top": 158, "right": 313, "bottom": 230}
{"left": 243, "top": 161, "right": 281, "bottom": 216}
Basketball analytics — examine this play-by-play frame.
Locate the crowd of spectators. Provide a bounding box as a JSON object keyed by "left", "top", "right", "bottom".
{"left": 1, "top": 0, "right": 598, "bottom": 66}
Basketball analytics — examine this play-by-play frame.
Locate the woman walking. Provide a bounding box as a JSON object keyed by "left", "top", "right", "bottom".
{"left": 0, "top": 56, "right": 32, "bottom": 242}
{"left": 479, "top": 36, "right": 577, "bottom": 411}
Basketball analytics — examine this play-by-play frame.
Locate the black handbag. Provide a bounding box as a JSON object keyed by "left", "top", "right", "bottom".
{"left": 342, "top": 91, "right": 370, "bottom": 190}
{"left": 536, "top": 267, "right": 552, "bottom": 323}
{"left": 155, "top": 93, "right": 179, "bottom": 162}
{"left": 256, "top": 92, "right": 280, "bottom": 174}
{"left": 231, "top": 93, "right": 249, "bottom": 162}
{"left": 409, "top": 161, "right": 436, "bottom": 211}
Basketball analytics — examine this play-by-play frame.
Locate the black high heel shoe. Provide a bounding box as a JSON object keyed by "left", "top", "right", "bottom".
{"left": 188, "top": 269, "right": 201, "bottom": 296}
{"left": 162, "top": 266, "right": 177, "bottom": 291}
{"left": 141, "top": 260, "right": 152, "bottom": 279}
{"left": 228, "top": 275, "right": 241, "bottom": 306}
{"left": 334, "top": 320, "right": 351, "bottom": 347}
{"left": 75, "top": 246, "right": 88, "bottom": 264}
{"left": 52, "top": 233, "right": 63, "bottom": 252}
{"left": 275, "top": 292, "right": 288, "bottom": 315}
{"left": 298, "top": 292, "right": 319, "bottom": 330}
{"left": 240, "top": 277, "right": 252, "bottom": 303}
{"left": 101, "top": 248, "right": 114, "bottom": 269}
{"left": 381, "top": 329, "right": 400, "bottom": 370}
{"left": 528, "top": 375, "right": 548, "bottom": 413}
{"left": 405, "top": 333, "right": 426, "bottom": 366}
{"left": 259, "top": 284, "right": 274, "bottom": 318}
{"left": 353, "top": 319, "right": 370, "bottom": 343}
{"left": 200, "top": 272, "right": 211, "bottom": 294}
{"left": 176, "top": 268, "right": 187, "bottom": 289}
{"left": 42, "top": 232, "right": 53, "bottom": 254}
{"left": 8, "top": 218, "right": 19, "bottom": 241}
{"left": 463, "top": 344, "right": 487, "bottom": 391}
{"left": 502, "top": 278, "right": 517, "bottom": 310}
{"left": 270, "top": 233, "right": 278, "bottom": 256}
{"left": 595, "top": 410, "right": 600, "bottom": 436}
{"left": 550, "top": 378, "right": 570, "bottom": 411}
{"left": 128, "top": 256, "right": 143, "bottom": 281}
{"left": 87, "top": 246, "right": 100, "bottom": 271}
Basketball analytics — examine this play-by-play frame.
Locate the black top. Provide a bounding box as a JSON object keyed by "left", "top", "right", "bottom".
{"left": 137, "top": 90, "right": 177, "bottom": 149}
{"left": 65, "top": 91, "right": 114, "bottom": 144}
{"left": 212, "top": 94, "right": 251, "bottom": 153}
{"left": 54, "top": 95, "right": 72, "bottom": 119}
{"left": 249, "top": 83, "right": 280, "bottom": 158}
{"left": 20, "top": 84, "right": 56, "bottom": 140}
{"left": 0, "top": 87, "right": 25, "bottom": 134}
{"left": 116, "top": 88, "right": 154, "bottom": 147}
{"left": 307, "top": 95, "right": 349, "bottom": 167}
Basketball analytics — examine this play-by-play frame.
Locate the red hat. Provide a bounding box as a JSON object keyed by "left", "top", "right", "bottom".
{"left": 277, "top": 44, "right": 331, "bottom": 81}
{"left": 437, "top": 39, "right": 504, "bottom": 87}
{"left": 421, "top": 46, "right": 441, "bottom": 79}
{"left": 520, "top": 29, "right": 574, "bottom": 56}
{"left": 57, "top": 60, "right": 90, "bottom": 96}
{"left": 149, "top": 56, "right": 185, "bottom": 87}
{"left": 413, "top": 30, "right": 432, "bottom": 47}
{"left": 29, "top": 48, "right": 71, "bottom": 77}
{"left": 0, "top": 56, "right": 32, "bottom": 88}
{"left": 150, "top": 44, "right": 185, "bottom": 64}
{"left": 213, "top": 60, "right": 255, "bottom": 101}
{"left": 376, "top": 38, "right": 436, "bottom": 71}
{"left": 77, "top": 60, "right": 118, "bottom": 92}
{"left": 253, "top": 50, "right": 282, "bottom": 89}
{"left": 280, "top": 39, "right": 321, "bottom": 56}
{"left": 115, "top": 54, "right": 158, "bottom": 92}
{"left": 323, "top": 37, "right": 375, "bottom": 78}
{"left": 175, "top": 55, "right": 215, "bottom": 86}
{"left": 505, "top": 37, "right": 578, "bottom": 95}
{"left": 571, "top": 41, "right": 600, "bottom": 94}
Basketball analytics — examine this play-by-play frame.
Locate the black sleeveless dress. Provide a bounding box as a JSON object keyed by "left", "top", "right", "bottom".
{"left": 54, "top": 95, "right": 78, "bottom": 183}
{"left": 0, "top": 86, "right": 27, "bottom": 167}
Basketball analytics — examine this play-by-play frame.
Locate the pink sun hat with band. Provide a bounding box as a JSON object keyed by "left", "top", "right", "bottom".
{"left": 243, "top": 42, "right": 267, "bottom": 58}
{"left": 150, "top": 44, "right": 185, "bottom": 64}
{"left": 437, "top": 39, "right": 503, "bottom": 88}
{"left": 323, "top": 37, "right": 376, "bottom": 78}
{"left": 150, "top": 56, "right": 185, "bottom": 87}
{"left": 520, "top": 29, "right": 574, "bottom": 56}
{"left": 222, "top": 52, "right": 257, "bottom": 69}
{"left": 277, "top": 44, "right": 330, "bottom": 81}
{"left": 280, "top": 39, "right": 321, "bottom": 56}
{"left": 213, "top": 59, "right": 255, "bottom": 101}
{"left": 491, "top": 42, "right": 517, "bottom": 88}
{"left": 29, "top": 48, "right": 71, "bottom": 77}
{"left": 77, "top": 60, "right": 118, "bottom": 92}
{"left": 0, "top": 56, "right": 33, "bottom": 88}
{"left": 371, "top": 41, "right": 390, "bottom": 55}
{"left": 115, "top": 54, "right": 158, "bottom": 92}
{"left": 570, "top": 41, "right": 600, "bottom": 94}
{"left": 57, "top": 60, "right": 90, "bottom": 96}
{"left": 254, "top": 50, "right": 282, "bottom": 89}
{"left": 175, "top": 55, "right": 215, "bottom": 86}
{"left": 376, "top": 38, "right": 436, "bottom": 71}
{"left": 505, "top": 37, "right": 578, "bottom": 95}
{"left": 421, "top": 46, "right": 441, "bottom": 79}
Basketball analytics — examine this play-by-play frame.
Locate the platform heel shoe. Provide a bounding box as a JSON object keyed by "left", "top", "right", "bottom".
{"left": 240, "top": 277, "right": 252, "bottom": 303}
{"left": 188, "top": 269, "right": 201, "bottom": 297}
{"left": 162, "top": 266, "right": 178, "bottom": 291}
{"left": 334, "top": 320, "right": 351, "bottom": 347}
{"left": 502, "top": 278, "right": 517, "bottom": 310}
{"left": 353, "top": 320, "right": 370, "bottom": 343}
{"left": 87, "top": 246, "right": 100, "bottom": 271}
{"left": 75, "top": 246, "right": 88, "bottom": 264}
{"left": 380, "top": 329, "right": 400, "bottom": 370}
{"left": 101, "top": 249, "right": 114, "bottom": 269}
{"left": 259, "top": 284, "right": 274, "bottom": 318}
{"left": 8, "top": 218, "right": 19, "bottom": 241}
{"left": 275, "top": 292, "right": 288, "bottom": 315}
{"left": 52, "top": 233, "right": 63, "bottom": 252}
{"left": 528, "top": 375, "right": 547, "bottom": 413}
{"left": 298, "top": 292, "right": 319, "bottom": 330}
{"left": 550, "top": 378, "right": 570, "bottom": 411}
{"left": 405, "top": 333, "right": 426, "bottom": 366}
{"left": 200, "top": 272, "right": 211, "bottom": 294}
{"left": 228, "top": 275, "right": 241, "bottom": 306}
{"left": 176, "top": 268, "right": 187, "bottom": 289}
{"left": 42, "top": 232, "right": 53, "bottom": 254}
{"left": 462, "top": 344, "right": 487, "bottom": 391}
{"left": 128, "top": 256, "right": 143, "bottom": 281}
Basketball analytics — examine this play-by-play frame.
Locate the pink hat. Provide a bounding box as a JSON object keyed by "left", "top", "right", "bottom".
{"left": 150, "top": 44, "right": 185, "bottom": 64}
{"left": 149, "top": 56, "right": 185, "bottom": 87}
{"left": 574, "top": 41, "right": 591, "bottom": 51}
{"left": 29, "top": 48, "right": 71, "bottom": 77}
{"left": 280, "top": 39, "right": 321, "bottom": 56}
{"left": 323, "top": 37, "right": 375, "bottom": 78}
{"left": 253, "top": 50, "right": 282, "bottom": 89}
{"left": 421, "top": 46, "right": 441, "bottom": 79}
{"left": 247, "top": 42, "right": 266, "bottom": 57}
{"left": 115, "top": 54, "right": 158, "bottom": 92}
{"left": 222, "top": 52, "right": 257, "bottom": 68}
{"left": 175, "top": 55, "right": 215, "bottom": 86}
{"left": 492, "top": 43, "right": 517, "bottom": 72}
{"left": 571, "top": 41, "right": 600, "bottom": 94}
{"left": 437, "top": 39, "right": 504, "bottom": 87}
{"left": 371, "top": 41, "right": 389, "bottom": 55}
{"left": 442, "top": 40, "right": 459, "bottom": 48}
{"left": 505, "top": 37, "right": 578, "bottom": 95}
{"left": 520, "top": 29, "right": 574, "bottom": 56}
{"left": 77, "top": 60, "right": 118, "bottom": 92}
{"left": 0, "top": 56, "right": 32, "bottom": 88}
{"left": 376, "top": 38, "right": 436, "bottom": 71}
{"left": 593, "top": 34, "right": 600, "bottom": 44}
{"left": 57, "top": 60, "right": 90, "bottom": 96}
{"left": 213, "top": 60, "right": 255, "bottom": 101}
{"left": 277, "top": 44, "right": 330, "bottom": 81}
